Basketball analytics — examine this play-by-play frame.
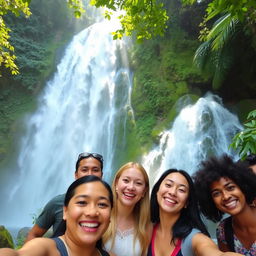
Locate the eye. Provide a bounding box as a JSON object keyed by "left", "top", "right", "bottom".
{"left": 93, "top": 169, "right": 100, "bottom": 172}
{"left": 76, "top": 200, "right": 87, "bottom": 206}
{"left": 211, "top": 191, "right": 220, "bottom": 198}
{"left": 178, "top": 188, "right": 186, "bottom": 193}
{"left": 98, "top": 202, "right": 109, "bottom": 208}
{"left": 136, "top": 181, "right": 143, "bottom": 186}
{"left": 123, "top": 178, "right": 129, "bottom": 183}
{"left": 226, "top": 185, "right": 235, "bottom": 191}
{"left": 165, "top": 182, "right": 171, "bottom": 188}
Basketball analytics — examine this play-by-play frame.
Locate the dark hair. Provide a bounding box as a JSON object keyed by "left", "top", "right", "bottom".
{"left": 244, "top": 154, "right": 256, "bottom": 166}
{"left": 150, "top": 169, "right": 209, "bottom": 242}
{"left": 75, "top": 152, "right": 103, "bottom": 172}
{"left": 53, "top": 175, "right": 113, "bottom": 250}
{"left": 193, "top": 154, "right": 256, "bottom": 222}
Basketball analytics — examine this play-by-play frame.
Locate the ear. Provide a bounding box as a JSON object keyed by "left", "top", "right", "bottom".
{"left": 74, "top": 171, "right": 78, "bottom": 180}
{"left": 63, "top": 206, "right": 67, "bottom": 220}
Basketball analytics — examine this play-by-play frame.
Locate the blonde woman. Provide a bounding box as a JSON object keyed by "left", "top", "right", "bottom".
{"left": 104, "top": 162, "right": 151, "bottom": 256}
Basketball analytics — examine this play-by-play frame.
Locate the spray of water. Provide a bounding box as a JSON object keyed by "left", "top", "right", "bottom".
{"left": 142, "top": 93, "right": 242, "bottom": 186}
{"left": 0, "top": 19, "right": 133, "bottom": 228}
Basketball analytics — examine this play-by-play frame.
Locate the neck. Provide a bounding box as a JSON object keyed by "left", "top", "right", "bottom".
{"left": 232, "top": 205, "right": 256, "bottom": 229}
{"left": 158, "top": 209, "right": 180, "bottom": 236}
{"left": 116, "top": 201, "right": 136, "bottom": 230}
{"left": 117, "top": 200, "right": 135, "bottom": 219}
{"left": 62, "top": 234, "right": 99, "bottom": 256}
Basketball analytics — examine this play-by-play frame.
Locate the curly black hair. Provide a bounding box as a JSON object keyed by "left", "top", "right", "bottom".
{"left": 193, "top": 154, "right": 256, "bottom": 222}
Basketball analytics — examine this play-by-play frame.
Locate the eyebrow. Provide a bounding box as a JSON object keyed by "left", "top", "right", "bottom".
{"left": 166, "top": 179, "right": 188, "bottom": 188}
{"left": 211, "top": 181, "right": 234, "bottom": 192}
{"left": 74, "top": 195, "right": 109, "bottom": 201}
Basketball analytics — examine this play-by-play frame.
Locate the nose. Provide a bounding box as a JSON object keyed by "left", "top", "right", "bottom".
{"left": 168, "top": 186, "right": 177, "bottom": 196}
{"left": 85, "top": 204, "right": 98, "bottom": 217}
{"left": 222, "top": 190, "right": 231, "bottom": 200}
{"left": 127, "top": 181, "right": 135, "bottom": 190}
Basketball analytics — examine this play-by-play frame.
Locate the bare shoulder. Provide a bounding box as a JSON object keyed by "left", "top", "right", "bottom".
{"left": 18, "top": 237, "right": 58, "bottom": 256}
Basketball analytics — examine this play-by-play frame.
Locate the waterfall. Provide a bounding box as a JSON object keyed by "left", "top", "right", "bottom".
{"left": 142, "top": 94, "right": 243, "bottom": 186}
{"left": 0, "top": 20, "right": 132, "bottom": 227}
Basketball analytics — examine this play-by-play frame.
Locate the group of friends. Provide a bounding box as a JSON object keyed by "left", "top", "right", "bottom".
{"left": 1, "top": 152, "right": 256, "bottom": 256}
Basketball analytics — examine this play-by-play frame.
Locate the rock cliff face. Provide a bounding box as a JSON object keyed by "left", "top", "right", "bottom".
{"left": 0, "top": 226, "right": 14, "bottom": 248}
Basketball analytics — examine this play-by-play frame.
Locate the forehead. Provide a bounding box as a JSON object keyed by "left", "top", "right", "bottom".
{"left": 78, "top": 157, "right": 101, "bottom": 168}
{"left": 119, "top": 167, "right": 145, "bottom": 180}
{"left": 162, "top": 172, "right": 189, "bottom": 187}
{"left": 210, "top": 177, "right": 233, "bottom": 189}
{"left": 74, "top": 181, "right": 109, "bottom": 198}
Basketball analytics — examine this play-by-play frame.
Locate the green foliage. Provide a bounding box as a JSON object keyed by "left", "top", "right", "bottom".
{"left": 0, "top": 0, "right": 31, "bottom": 76}
{"left": 230, "top": 110, "right": 256, "bottom": 160}
{"left": 183, "top": 0, "right": 256, "bottom": 23}
{"left": 90, "top": 0, "right": 169, "bottom": 41}
{"left": 131, "top": 25, "right": 207, "bottom": 146}
{"left": 0, "top": 226, "right": 14, "bottom": 248}
{"left": 0, "top": 0, "right": 84, "bottom": 76}
{"left": 3, "top": 0, "right": 81, "bottom": 90}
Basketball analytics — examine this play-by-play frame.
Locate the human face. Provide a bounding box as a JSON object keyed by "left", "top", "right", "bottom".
{"left": 115, "top": 167, "right": 146, "bottom": 208}
{"left": 157, "top": 172, "right": 189, "bottom": 215}
{"left": 63, "top": 181, "right": 111, "bottom": 245}
{"left": 75, "top": 157, "right": 102, "bottom": 179}
{"left": 210, "top": 177, "right": 247, "bottom": 216}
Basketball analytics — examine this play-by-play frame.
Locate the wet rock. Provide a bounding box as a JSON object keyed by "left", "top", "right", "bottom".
{"left": 0, "top": 225, "right": 14, "bottom": 248}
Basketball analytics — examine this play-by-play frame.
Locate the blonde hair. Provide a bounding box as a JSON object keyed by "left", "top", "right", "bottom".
{"left": 103, "top": 162, "right": 150, "bottom": 255}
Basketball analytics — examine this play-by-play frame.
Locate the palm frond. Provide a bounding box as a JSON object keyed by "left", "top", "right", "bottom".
{"left": 207, "top": 14, "right": 240, "bottom": 50}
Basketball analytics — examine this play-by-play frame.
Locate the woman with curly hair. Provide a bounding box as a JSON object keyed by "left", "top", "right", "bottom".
{"left": 193, "top": 154, "right": 256, "bottom": 255}
{"left": 147, "top": 168, "right": 243, "bottom": 256}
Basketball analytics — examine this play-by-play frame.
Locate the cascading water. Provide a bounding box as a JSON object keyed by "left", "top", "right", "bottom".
{"left": 0, "top": 19, "right": 133, "bottom": 228}
{"left": 142, "top": 93, "right": 243, "bottom": 186}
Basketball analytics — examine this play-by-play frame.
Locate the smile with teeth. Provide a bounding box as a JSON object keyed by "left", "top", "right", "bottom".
{"left": 223, "top": 199, "right": 237, "bottom": 209}
{"left": 79, "top": 221, "right": 100, "bottom": 232}
{"left": 164, "top": 197, "right": 177, "bottom": 205}
{"left": 123, "top": 192, "right": 136, "bottom": 199}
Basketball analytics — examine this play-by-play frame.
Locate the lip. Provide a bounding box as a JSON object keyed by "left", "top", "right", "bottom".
{"left": 223, "top": 199, "right": 238, "bottom": 210}
{"left": 164, "top": 196, "right": 177, "bottom": 205}
{"left": 79, "top": 221, "right": 100, "bottom": 232}
{"left": 123, "top": 192, "right": 136, "bottom": 199}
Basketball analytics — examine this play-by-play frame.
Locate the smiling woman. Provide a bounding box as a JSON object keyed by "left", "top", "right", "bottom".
{"left": 103, "top": 162, "right": 151, "bottom": 256}
{"left": 193, "top": 155, "right": 256, "bottom": 255}
{"left": 148, "top": 168, "right": 244, "bottom": 256}
{"left": 0, "top": 176, "right": 115, "bottom": 256}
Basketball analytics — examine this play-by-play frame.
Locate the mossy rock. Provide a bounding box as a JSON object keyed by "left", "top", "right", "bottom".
{"left": 0, "top": 225, "right": 14, "bottom": 248}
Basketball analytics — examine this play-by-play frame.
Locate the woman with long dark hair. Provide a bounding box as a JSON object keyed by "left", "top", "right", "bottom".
{"left": 148, "top": 168, "right": 243, "bottom": 256}
{"left": 0, "top": 175, "right": 115, "bottom": 256}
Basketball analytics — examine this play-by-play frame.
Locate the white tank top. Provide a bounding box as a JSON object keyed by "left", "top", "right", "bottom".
{"left": 104, "top": 228, "right": 142, "bottom": 256}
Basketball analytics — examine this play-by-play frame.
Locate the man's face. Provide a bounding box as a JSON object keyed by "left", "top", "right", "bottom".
{"left": 75, "top": 157, "right": 103, "bottom": 179}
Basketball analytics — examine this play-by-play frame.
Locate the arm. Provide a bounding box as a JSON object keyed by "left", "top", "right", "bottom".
{"left": 192, "top": 233, "right": 243, "bottom": 256}
{"left": 0, "top": 238, "right": 54, "bottom": 256}
{"left": 0, "top": 248, "right": 18, "bottom": 256}
{"left": 25, "top": 224, "right": 47, "bottom": 243}
{"left": 25, "top": 195, "right": 63, "bottom": 242}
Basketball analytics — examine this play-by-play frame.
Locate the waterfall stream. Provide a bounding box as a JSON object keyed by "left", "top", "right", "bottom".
{"left": 142, "top": 94, "right": 243, "bottom": 186}
{"left": 0, "top": 22, "right": 243, "bottom": 236}
{"left": 0, "top": 20, "right": 132, "bottom": 228}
